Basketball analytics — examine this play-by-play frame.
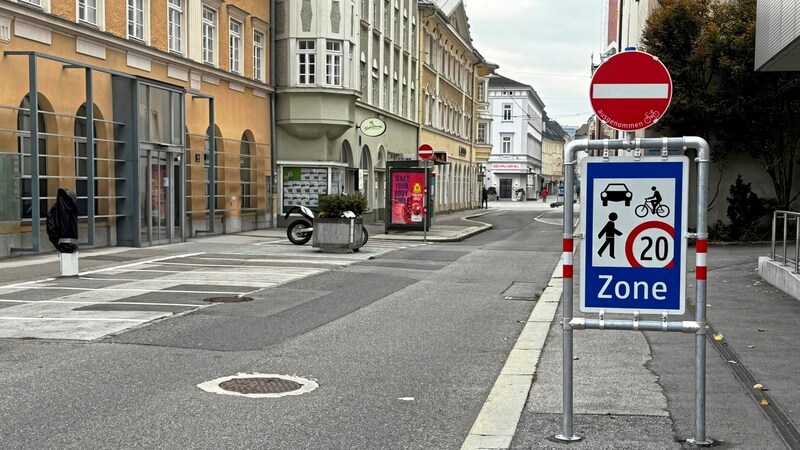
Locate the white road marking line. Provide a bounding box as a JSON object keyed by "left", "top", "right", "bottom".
{"left": 12, "top": 286, "right": 249, "bottom": 295}
{"left": 98, "top": 268, "right": 322, "bottom": 275}
{"left": 0, "top": 299, "right": 205, "bottom": 307}
{"left": 78, "top": 276, "right": 285, "bottom": 285}
{"left": 78, "top": 252, "right": 207, "bottom": 276}
{"left": 0, "top": 316, "right": 148, "bottom": 323}
{"left": 0, "top": 279, "right": 56, "bottom": 290}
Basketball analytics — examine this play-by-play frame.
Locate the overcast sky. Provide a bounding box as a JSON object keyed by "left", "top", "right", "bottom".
{"left": 465, "top": 0, "right": 604, "bottom": 127}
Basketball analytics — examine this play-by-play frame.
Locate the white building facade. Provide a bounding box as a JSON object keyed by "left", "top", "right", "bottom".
{"left": 484, "top": 74, "right": 545, "bottom": 200}
{"left": 274, "top": 0, "right": 419, "bottom": 224}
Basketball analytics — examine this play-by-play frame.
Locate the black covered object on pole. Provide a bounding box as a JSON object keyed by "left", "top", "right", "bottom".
{"left": 46, "top": 188, "right": 79, "bottom": 253}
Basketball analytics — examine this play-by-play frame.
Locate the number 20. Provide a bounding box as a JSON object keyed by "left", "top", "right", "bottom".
{"left": 640, "top": 236, "right": 668, "bottom": 261}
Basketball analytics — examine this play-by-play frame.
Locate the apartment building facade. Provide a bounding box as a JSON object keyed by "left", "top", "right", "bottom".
{"left": 541, "top": 118, "right": 569, "bottom": 194}
{"left": 484, "top": 74, "right": 545, "bottom": 200}
{"left": 418, "top": 0, "right": 495, "bottom": 211}
{"left": 273, "top": 0, "right": 419, "bottom": 224}
{"left": 0, "top": 0, "right": 273, "bottom": 257}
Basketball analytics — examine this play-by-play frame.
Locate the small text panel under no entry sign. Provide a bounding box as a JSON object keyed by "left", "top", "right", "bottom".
{"left": 580, "top": 156, "right": 688, "bottom": 314}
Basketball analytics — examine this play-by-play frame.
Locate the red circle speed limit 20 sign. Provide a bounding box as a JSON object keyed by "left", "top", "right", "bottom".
{"left": 590, "top": 50, "right": 672, "bottom": 132}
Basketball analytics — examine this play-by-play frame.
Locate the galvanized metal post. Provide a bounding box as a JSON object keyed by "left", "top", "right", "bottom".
{"left": 29, "top": 54, "right": 41, "bottom": 253}
{"left": 85, "top": 68, "right": 95, "bottom": 246}
{"left": 687, "top": 136, "right": 713, "bottom": 446}
{"left": 556, "top": 139, "right": 583, "bottom": 442}
{"left": 795, "top": 218, "right": 799, "bottom": 274}
{"left": 783, "top": 214, "right": 788, "bottom": 265}
{"left": 771, "top": 212, "right": 777, "bottom": 260}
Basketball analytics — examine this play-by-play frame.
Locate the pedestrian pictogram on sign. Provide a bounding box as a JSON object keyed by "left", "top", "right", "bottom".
{"left": 580, "top": 156, "right": 688, "bottom": 314}
{"left": 590, "top": 50, "right": 673, "bottom": 132}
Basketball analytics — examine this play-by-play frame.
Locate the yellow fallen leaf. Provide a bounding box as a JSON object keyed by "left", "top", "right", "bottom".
{"left": 714, "top": 333, "right": 724, "bottom": 341}
{"left": 761, "top": 398, "right": 769, "bottom": 406}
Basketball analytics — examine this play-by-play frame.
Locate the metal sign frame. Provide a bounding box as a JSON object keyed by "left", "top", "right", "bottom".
{"left": 557, "top": 136, "right": 712, "bottom": 446}
{"left": 580, "top": 156, "right": 689, "bottom": 315}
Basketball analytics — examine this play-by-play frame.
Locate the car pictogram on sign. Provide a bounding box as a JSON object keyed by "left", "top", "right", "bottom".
{"left": 600, "top": 183, "right": 633, "bottom": 206}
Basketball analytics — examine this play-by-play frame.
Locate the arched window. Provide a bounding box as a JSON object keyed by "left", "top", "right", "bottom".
{"left": 205, "top": 125, "right": 223, "bottom": 211}
{"left": 17, "top": 95, "right": 47, "bottom": 219}
{"left": 240, "top": 131, "right": 253, "bottom": 209}
{"left": 75, "top": 104, "right": 99, "bottom": 216}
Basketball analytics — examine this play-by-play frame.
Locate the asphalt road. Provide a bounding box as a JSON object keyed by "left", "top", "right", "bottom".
{"left": 0, "top": 208, "right": 564, "bottom": 449}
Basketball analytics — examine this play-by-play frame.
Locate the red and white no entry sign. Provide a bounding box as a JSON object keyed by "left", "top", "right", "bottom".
{"left": 590, "top": 50, "right": 672, "bottom": 132}
{"left": 418, "top": 143, "right": 434, "bottom": 160}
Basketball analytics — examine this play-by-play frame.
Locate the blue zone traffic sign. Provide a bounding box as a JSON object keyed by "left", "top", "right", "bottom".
{"left": 580, "top": 156, "right": 688, "bottom": 314}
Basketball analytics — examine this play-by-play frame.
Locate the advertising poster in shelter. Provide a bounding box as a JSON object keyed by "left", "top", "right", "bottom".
{"left": 389, "top": 169, "right": 425, "bottom": 228}
{"left": 282, "top": 166, "right": 328, "bottom": 213}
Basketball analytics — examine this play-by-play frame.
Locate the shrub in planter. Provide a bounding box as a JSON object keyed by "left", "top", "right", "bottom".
{"left": 318, "top": 192, "right": 368, "bottom": 218}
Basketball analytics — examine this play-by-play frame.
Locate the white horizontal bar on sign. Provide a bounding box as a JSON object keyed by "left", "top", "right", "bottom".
{"left": 592, "top": 83, "right": 669, "bottom": 99}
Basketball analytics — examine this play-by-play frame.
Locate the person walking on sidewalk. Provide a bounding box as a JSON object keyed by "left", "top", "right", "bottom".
{"left": 540, "top": 187, "right": 548, "bottom": 203}
{"left": 481, "top": 186, "right": 489, "bottom": 209}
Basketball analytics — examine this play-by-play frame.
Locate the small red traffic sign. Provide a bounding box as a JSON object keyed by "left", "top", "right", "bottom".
{"left": 418, "top": 144, "right": 434, "bottom": 160}
{"left": 590, "top": 50, "right": 672, "bottom": 132}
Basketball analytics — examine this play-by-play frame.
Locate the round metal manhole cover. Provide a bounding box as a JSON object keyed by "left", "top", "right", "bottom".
{"left": 198, "top": 373, "right": 318, "bottom": 398}
{"left": 203, "top": 296, "right": 253, "bottom": 303}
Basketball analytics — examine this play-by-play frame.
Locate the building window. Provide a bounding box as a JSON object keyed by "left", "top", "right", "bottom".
{"left": 371, "top": 69, "right": 379, "bottom": 105}
{"left": 127, "top": 0, "right": 145, "bottom": 41}
{"left": 477, "top": 81, "right": 485, "bottom": 102}
{"left": 373, "top": 0, "right": 380, "bottom": 26}
{"left": 383, "top": 74, "right": 389, "bottom": 109}
{"left": 502, "top": 103, "right": 512, "bottom": 121}
{"left": 17, "top": 95, "right": 48, "bottom": 220}
{"left": 298, "top": 39, "right": 316, "bottom": 85}
{"left": 325, "top": 40, "right": 342, "bottom": 86}
{"left": 410, "top": 86, "right": 416, "bottom": 120}
{"left": 477, "top": 123, "right": 487, "bottom": 144}
{"left": 74, "top": 104, "right": 100, "bottom": 217}
{"left": 502, "top": 135, "right": 512, "bottom": 153}
{"left": 229, "top": 19, "right": 242, "bottom": 74}
{"left": 393, "top": 78, "right": 399, "bottom": 113}
{"left": 78, "top": 0, "right": 98, "bottom": 25}
{"left": 201, "top": 6, "right": 216, "bottom": 65}
{"left": 240, "top": 133, "right": 252, "bottom": 209}
{"left": 20, "top": 0, "right": 43, "bottom": 8}
{"left": 167, "top": 0, "right": 182, "bottom": 54}
{"left": 360, "top": 61, "right": 368, "bottom": 94}
{"left": 383, "top": 0, "right": 390, "bottom": 33}
{"left": 253, "top": 31, "right": 265, "bottom": 81}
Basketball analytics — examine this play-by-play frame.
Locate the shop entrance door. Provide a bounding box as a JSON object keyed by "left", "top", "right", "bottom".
{"left": 500, "top": 178, "right": 513, "bottom": 199}
{"left": 140, "top": 148, "right": 183, "bottom": 245}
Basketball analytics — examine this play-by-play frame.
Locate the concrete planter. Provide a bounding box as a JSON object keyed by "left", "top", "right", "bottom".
{"left": 312, "top": 217, "right": 365, "bottom": 253}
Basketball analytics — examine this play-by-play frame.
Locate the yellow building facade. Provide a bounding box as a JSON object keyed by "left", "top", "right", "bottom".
{"left": 0, "top": 0, "right": 272, "bottom": 257}
{"left": 417, "top": 1, "right": 495, "bottom": 212}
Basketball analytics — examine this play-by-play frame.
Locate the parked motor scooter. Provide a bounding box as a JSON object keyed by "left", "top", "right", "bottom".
{"left": 284, "top": 206, "right": 369, "bottom": 247}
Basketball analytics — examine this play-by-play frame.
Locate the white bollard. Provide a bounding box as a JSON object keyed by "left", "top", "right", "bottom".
{"left": 59, "top": 251, "right": 79, "bottom": 277}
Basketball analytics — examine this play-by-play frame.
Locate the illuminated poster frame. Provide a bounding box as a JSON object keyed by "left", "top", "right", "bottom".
{"left": 387, "top": 167, "right": 428, "bottom": 231}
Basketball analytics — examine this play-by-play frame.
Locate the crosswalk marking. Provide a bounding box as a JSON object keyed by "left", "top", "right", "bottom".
{"left": 0, "top": 240, "right": 421, "bottom": 341}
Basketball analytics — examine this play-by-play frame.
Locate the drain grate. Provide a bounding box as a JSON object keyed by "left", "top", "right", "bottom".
{"left": 198, "top": 373, "right": 318, "bottom": 398}
{"left": 203, "top": 296, "right": 253, "bottom": 303}
{"left": 219, "top": 377, "right": 301, "bottom": 395}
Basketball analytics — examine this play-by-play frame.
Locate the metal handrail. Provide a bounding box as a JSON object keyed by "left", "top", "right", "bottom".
{"left": 771, "top": 210, "right": 800, "bottom": 273}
